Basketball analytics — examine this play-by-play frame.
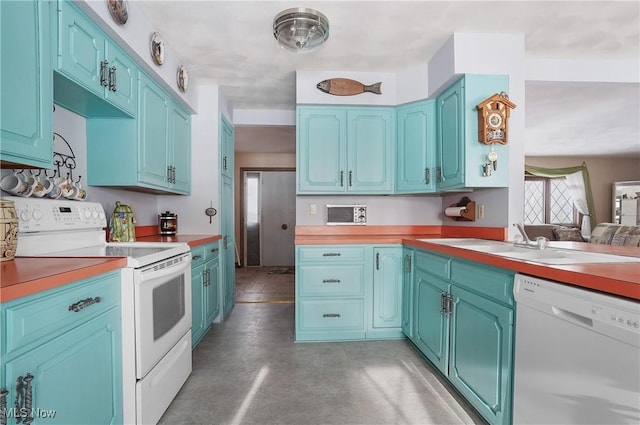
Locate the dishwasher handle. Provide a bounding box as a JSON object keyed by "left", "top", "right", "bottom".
{"left": 551, "top": 306, "right": 594, "bottom": 328}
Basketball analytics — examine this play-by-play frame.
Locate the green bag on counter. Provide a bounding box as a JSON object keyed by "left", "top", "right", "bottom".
{"left": 109, "top": 201, "right": 136, "bottom": 242}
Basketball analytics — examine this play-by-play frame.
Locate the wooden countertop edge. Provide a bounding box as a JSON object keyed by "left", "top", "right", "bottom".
{"left": 1, "top": 258, "right": 127, "bottom": 303}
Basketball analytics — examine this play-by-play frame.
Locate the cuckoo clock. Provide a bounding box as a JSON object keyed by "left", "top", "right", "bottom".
{"left": 476, "top": 92, "right": 516, "bottom": 145}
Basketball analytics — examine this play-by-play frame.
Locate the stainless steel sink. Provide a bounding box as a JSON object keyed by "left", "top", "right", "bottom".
{"left": 420, "top": 238, "right": 640, "bottom": 264}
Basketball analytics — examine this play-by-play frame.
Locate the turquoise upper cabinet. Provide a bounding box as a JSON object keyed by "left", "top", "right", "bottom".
{"left": 56, "top": 0, "right": 137, "bottom": 117}
{"left": 297, "top": 107, "right": 346, "bottom": 193}
{"left": 436, "top": 75, "right": 509, "bottom": 190}
{"left": 396, "top": 100, "right": 437, "bottom": 193}
{"left": 86, "top": 72, "right": 191, "bottom": 194}
{"left": 0, "top": 0, "right": 54, "bottom": 168}
{"left": 220, "top": 116, "right": 235, "bottom": 179}
{"left": 297, "top": 106, "right": 393, "bottom": 194}
{"left": 139, "top": 74, "right": 170, "bottom": 188}
{"left": 347, "top": 108, "right": 394, "bottom": 193}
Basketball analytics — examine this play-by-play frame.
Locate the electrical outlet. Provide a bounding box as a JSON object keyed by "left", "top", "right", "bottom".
{"left": 478, "top": 204, "right": 485, "bottom": 219}
{"left": 309, "top": 203, "right": 317, "bottom": 215}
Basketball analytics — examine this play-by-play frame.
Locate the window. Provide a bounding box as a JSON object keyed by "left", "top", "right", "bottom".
{"left": 524, "top": 175, "right": 578, "bottom": 225}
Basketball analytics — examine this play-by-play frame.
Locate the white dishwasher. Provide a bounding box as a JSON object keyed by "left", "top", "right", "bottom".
{"left": 513, "top": 274, "right": 640, "bottom": 425}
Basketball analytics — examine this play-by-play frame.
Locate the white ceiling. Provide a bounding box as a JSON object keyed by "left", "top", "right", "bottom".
{"left": 134, "top": 1, "right": 640, "bottom": 157}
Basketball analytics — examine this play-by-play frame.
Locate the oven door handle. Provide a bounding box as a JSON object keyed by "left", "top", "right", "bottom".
{"left": 136, "top": 253, "right": 192, "bottom": 283}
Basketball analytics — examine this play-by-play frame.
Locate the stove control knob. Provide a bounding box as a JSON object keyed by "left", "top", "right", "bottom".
{"left": 32, "top": 209, "right": 43, "bottom": 220}
{"left": 20, "top": 210, "right": 31, "bottom": 222}
{"left": 84, "top": 209, "right": 92, "bottom": 219}
{"left": 98, "top": 211, "right": 105, "bottom": 220}
{"left": 92, "top": 210, "right": 99, "bottom": 219}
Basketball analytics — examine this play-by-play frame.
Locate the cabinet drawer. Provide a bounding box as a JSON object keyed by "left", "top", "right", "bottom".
{"left": 298, "top": 299, "right": 364, "bottom": 332}
{"left": 191, "top": 245, "right": 206, "bottom": 266}
{"left": 3, "top": 271, "right": 121, "bottom": 357}
{"left": 298, "top": 265, "right": 364, "bottom": 297}
{"left": 450, "top": 259, "right": 515, "bottom": 305}
{"left": 204, "top": 242, "right": 220, "bottom": 261}
{"left": 297, "top": 246, "right": 365, "bottom": 263}
{"left": 415, "top": 250, "right": 450, "bottom": 280}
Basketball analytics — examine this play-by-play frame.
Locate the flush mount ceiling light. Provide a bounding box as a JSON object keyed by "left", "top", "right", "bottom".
{"left": 273, "top": 8, "right": 329, "bottom": 53}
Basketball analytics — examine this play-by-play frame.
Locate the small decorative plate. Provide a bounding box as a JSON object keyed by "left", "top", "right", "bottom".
{"left": 151, "top": 32, "right": 165, "bottom": 66}
{"left": 107, "top": 0, "right": 128, "bottom": 25}
{"left": 177, "top": 65, "right": 188, "bottom": 93}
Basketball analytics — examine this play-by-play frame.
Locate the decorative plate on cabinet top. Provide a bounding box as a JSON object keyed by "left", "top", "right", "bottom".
{"left": 107, "top": 0, "right": 128, "bottom": 25}
{"left": 177, "top": 65, "right": 188, "bottom": 93}
{"left": 151, "top": 32, "right": 165, "bottom": 66}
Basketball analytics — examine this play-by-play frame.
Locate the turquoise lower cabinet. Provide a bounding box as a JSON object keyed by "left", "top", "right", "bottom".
{"left": 191, "top": 242, "right": 220, "bottom": 348}
{"left": 0, "top": 271, "right": 122, "bottom": 425}
{"left": 296, "top": 244, "right": 404, "bottom": 342}
{"left": 401, "top": 248, "right": 414, "bottom": 340}
{"left": 369, "top": 246, "right": 403, "bottom": 339}
{"left": 449, "top": 285, "right": 513, "bottom": 425}
{"left": 0, "top": 0, "right": 54, "bottom": 168}
{"left": 409, "top": 250, "right": 515, "bottom": 425}
{"left": 413, "top": 267, "right": 450, "bottom": 375}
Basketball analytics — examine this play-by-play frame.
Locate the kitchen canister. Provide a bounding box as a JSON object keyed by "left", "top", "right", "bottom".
{"left": 0, "top": 199, "right": 19, "bottom": 261}
{"left": 158, "top": 211, "right": 178, "bottom": 235}
{"left": 109, "top": 201, "right": 136, "bottom": 242}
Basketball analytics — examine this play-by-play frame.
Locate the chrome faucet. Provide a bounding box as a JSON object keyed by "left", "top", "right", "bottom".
{"left": 513, "top": 223, "right": 548, "bottom": 249}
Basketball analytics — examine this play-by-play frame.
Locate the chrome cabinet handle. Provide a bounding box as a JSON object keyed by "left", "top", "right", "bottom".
{"left": 223, "top": 156, "right": 227, "bottom": 171}
{"left": 100, "top": 60, "right": 109, "bottom": 87}
{"left": 322, "top": 279, "right": 341, "bottom": 284}
{"left": 211, "top": 248, "right": 219, "bottom": 253}
{"left": 192, "top": 254, "right": 202, "bottom": 260}
{"left": 1, "top": 388, "right": 8, "bottom": 425}
{"left": 404, "top": 255, "right": 412, "bottom": 273}
{"left": 447, "top": 293, "right": 454, "bottom": 316}
{"left": 376, "top": 252, "right": 380, "bottom": 270}
{"left": 322, "top": 253, "right": 341, "bottom": 257}
{"left": 440, "top": 292, "right": 447, "bottom": 315}
{"left": 14, "top": 373, "right": 34, "bottom": 425}
{"left": 109, "top": 66, "right": 117, "bottom": 92}
{"left": 348, "top": 170, "right": 353, "bottom": 186}
{"left": 203, "top": 269, "right": 209, "bottom": 286}
{"left": 340, "top": 171, "right": 344, "bottom": 187}
{"left": 436, "top": 166, "right": 442, "bottom": 183}
{"left": 425, "top": 168, "right": 430, "bottom": 185}
{"left": 322, "top": 313, "right": 341, "bottom": 318}
{"left": 68, "top": 296, "right": 101, "bottom": 313}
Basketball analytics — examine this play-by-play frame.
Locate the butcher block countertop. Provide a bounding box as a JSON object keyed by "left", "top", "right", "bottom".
{"left": 0, "top": 233, "right": 222, "bottom": 303}
{"left": 296, "top": 225, "right": 640, "bottom": 301}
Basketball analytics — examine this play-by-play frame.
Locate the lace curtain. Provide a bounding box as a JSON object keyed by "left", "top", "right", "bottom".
{"left": 525, "top": 162, "right": 596, "bottom": 237}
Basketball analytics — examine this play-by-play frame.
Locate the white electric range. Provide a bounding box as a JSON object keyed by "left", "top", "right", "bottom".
{"left": 8, "top": 196, "right": 192, "bottom": 425}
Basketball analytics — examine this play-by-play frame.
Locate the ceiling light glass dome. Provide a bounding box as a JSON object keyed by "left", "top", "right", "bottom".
{"left": 273, "top": 8, "right": 329, "bottom": 53}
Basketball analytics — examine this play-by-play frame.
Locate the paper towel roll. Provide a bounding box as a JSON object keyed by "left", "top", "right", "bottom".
{"left": 444, "top": 206, "right": 467, "bottom": 217}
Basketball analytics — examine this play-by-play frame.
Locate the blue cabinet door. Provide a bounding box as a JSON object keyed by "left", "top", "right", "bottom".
{"left": 138, "top": 73, "right": 170, "bottom": 188}
{"left": 220, "top": 116, "right": 234, "bottom": 179}
{"left": 347, "top": 108, "right": 394, "bottom": 193}
{"left": 205, "top": 257, "right": 220, "bottom": 327}
{"left": 0, "top": 0, "right": 53, "bottom": 168}
{"left": 170, "top": 103, "right": 192, "bottom": 194}
{"left": 191, "top": 262, "right": 206, "bottom": 347}
{"left": 396, "top": 100, "right": 436, "bottom": 193}
{"left": 413, "top": 268, "right": 449, "bottom": 375}
{"left": 104, "top": 41, "right": 137, "bottom": 116}
{"left": 449, "top": 285, "right": 514, "bottom": 425}
{"left": 372, "top": 247, "right": 403, "bottom": 329}
{"left": 401, "top": 248, "right": 414, "bottom": 340}
{"left": 57, "top": 0, "right": 104, "bottom": 96}
{"left": 436, "top": 77, "right": 465, "bottom": 190}
{"left": 4, "top": 309, "right": 122, "bottom": 425}
{"left": 297, "top": 107, "right": 347, "bottom": 193}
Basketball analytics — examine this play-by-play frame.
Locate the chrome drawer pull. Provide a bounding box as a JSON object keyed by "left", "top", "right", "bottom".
{"left": 192, "top": 254, "right": 203, "bottom": 260}
{"left": 68, "top": 296, "right": 102, "bottom": 313}
{"left": 322, "top": 253, "right": 341, "bottom": 257}
{"left": 322, "top": 313, "right": 341, "bottom": 318}
{"left": 322, "top": 279, "right": 341, "bottom": 284}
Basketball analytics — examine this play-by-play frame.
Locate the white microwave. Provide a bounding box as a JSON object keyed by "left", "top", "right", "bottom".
{"left": 326, "top": 204, "right": 367, "bottom": 225}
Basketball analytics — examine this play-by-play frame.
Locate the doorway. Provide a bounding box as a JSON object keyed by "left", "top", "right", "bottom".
{"left": 241, "top": 169, "right": 296, "bottom": 267}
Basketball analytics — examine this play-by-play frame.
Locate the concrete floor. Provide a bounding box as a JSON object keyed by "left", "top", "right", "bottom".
{"left": 158, "top": 303, "right": 485, "bottom": 425}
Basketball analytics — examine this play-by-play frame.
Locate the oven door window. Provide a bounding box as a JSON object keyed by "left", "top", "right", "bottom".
{"left": 152, "top": 275, "right": 185, "bottom": 341}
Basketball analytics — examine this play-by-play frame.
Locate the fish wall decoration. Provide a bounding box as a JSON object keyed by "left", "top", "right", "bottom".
{"left": 316, "top": 78, "right": 382, "bottom": 96}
